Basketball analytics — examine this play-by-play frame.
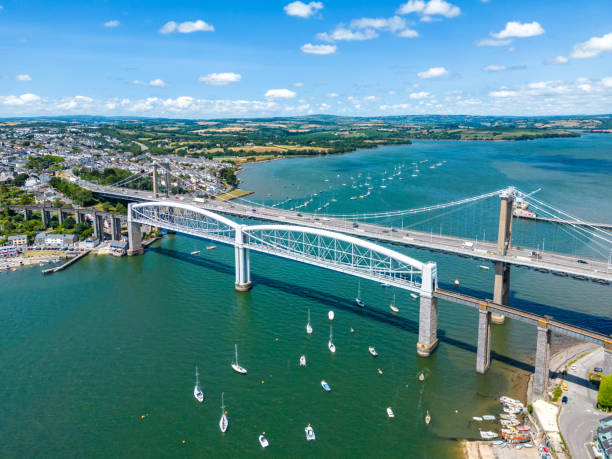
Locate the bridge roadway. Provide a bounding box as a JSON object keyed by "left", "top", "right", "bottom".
{"left": 82, "top": 181, "right": 612, "bottom": 284}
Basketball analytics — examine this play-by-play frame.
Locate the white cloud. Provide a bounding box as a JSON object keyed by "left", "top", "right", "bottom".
{"left": 16, "top": 74, "right": 32, "bottom": 81}
{"left": 351, "top": 16, "right": 406, "bottom": 32}
{"left": 410, "top": 91, "right": 431, "bottom": 99}
{"left": 476, "top": 38, "right": 512, "bottom": 47}
{"left": 293, "top": 82, "right": 304, "bottom": 87}
{"left": 265, "top": 89, "right": 296, "bottom": 99}
{"left": 132, "top": 79, "right": 169, "bottom": 87}
{"left": 602, "top": 77, "right": 612, "bottom": 88}
{"left": 284, "top": 1, "right": 323, "bottom": 18}
{"left": 317, "top": 27, "right": 378, "bottom": 42}
{"left": 483, "top": 65, "right": 506, "bottom": 72}
{"left": 546, "top": 55, "right": 568, "bottom": 64}
{"left": 159, "top": 20, "right": 214, "bottom": 34}
{"left": 397, "top": 28, "right": 419, "bottom": 38}
{"left": 149, "top": 78, "right": 168, "bottom": 87}
{"left": 328, "top": 92, "right": 339, "bottom": 97}
{"left": 397, "top": 0, "right": 460, "bottom": 18}
{"left": 489, "top": 89, "right": 518, "bottom": 98}
{"left": 492, "top": 21, "right": 544, "bottom": 39}
{"left": 104, "top": 20, "right": 120, "bottom": 28}
{"left": 0, "top": 93, "right": 41, "bottom": 106}
{"left": 417, "top": 66, "right": 449, "bottom": 78}
{"left": 56, "top": 95, "right": 94, "bottom": 111}
{"left": 198, "top": 72, "right": 242, "bottom": 85}
{"left": 0, "top": 5, "right": 3, "bottom": 12}
{"left": 364, "top": 95, "right": 377, "bottom": 101}
{"left": 301, "top": 43, "right": 336, "bottom": 54}
{"left": 570, "top": 33, "right": 612, "bottom": 59}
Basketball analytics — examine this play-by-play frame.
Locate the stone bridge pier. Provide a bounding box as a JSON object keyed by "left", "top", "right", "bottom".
{"left": 492, "top": 188, "right": 514, "bottom": 325}
{"left": 533, "top": 319, "right": 552, "bottom": 397}
{"left": 476, "top": 304, "right": 492, "bottom": 373}
{"left": 111, "top": 216, "right": 122, "bottom": 241}
{"left": 127, "top": 220, "right": 144, "bottom": 256}
{"left": 416, "top": 263, "right": 439, "bottom": 357}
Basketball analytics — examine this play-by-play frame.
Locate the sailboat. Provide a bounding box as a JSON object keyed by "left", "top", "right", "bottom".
{"left": 305, "top": 424, "right": 316, "bottom": 441}
{"left": 219, "top": 392, "right": 228, "bottom": 433}
{"left": 387, "top": 407, "right": 395, "bottom": 418}
{"left": 231, "top": 344, "right": 247, "bottom": 374}
{"left": 389, "top": 293, "right": 399, "bottom": 313}
{"left": 355, "top": 282, "right": 365, "bottom": 308}
{"left": 306, "top": 309, "right": 313, "bottom": 335}
{"left": 300, "top": 355, "right": 306, "bottom": 367}
{"left": 425, "top": 410, "right": 431, "bottom": 424}
{"left": 328, "top": 323, "right": 336, "bottom": 353}
{"left": 194, "top": 366, "right": 204, "bottom": 402}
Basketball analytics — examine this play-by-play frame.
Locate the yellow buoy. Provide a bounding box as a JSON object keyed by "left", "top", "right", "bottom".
{"left": 261, "top": 380, "right": 265, "bottom": 384}
{"left": 141, "top": 415, "right": 145, "bottom": 419}
{"left": 275, "top": 338, "right": 279, "bottom": 341}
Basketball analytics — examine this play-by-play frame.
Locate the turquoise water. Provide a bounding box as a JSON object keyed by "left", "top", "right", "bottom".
{"left": 1, "top": 135, "right": 611, "bottom": 458}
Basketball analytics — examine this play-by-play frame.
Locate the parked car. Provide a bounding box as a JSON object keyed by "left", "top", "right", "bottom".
{"left": 561, "top": 396, "right": 568, "bottom": 404}
{"left": 570, "top": 364, "right": 577, "bottom": 371}
{"left": 352, "top": 222, "right": 359, "bottom": 228}
{"left": 594, "top": 367, "right": 603, "bottom": 373}
{"left": 577, "top": 259, "right": 588, "bottom": 264}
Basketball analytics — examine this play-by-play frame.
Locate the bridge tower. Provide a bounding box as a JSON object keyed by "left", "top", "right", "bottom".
{"left": 416, "top": 262, "right": 439, "bottom": 357}
{"left": 152, "top": 165, "right": 159, "bottom": 198}
{"left": 492, "top": 187, "right": 514, "bottom": 324}
{"left": 234, "top": 225, "right": 252, "bottom": 291}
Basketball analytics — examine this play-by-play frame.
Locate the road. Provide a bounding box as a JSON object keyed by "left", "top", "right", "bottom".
{"left": 75, "top": 179, "right": 612, "bottom": 283}
{"left": 558, "top": 348, "right": 607, "bottom": 458}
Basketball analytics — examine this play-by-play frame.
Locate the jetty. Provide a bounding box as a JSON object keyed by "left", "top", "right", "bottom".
{"left": 42, "top": 250, "right": 91, "bottom": 275}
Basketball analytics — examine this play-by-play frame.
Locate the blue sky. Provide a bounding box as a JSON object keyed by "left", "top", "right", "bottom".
{"left": 1, "top": 0, "right": 611, "bottom": 117}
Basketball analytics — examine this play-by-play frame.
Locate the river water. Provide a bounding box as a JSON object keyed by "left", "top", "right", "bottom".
{"left": 1, "top": 135, "right": 611, "bottom": 458}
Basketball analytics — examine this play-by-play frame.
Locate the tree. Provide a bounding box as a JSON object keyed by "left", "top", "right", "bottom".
{"left": 12, "top": 173, "right": 29, "bottom": 187}
{"left": 599, "top": 375, "right": 612, "bottom": 409}
{"left": 114, "top": 202, "right": 127, "bottom": 214}
{"left": 63, "top": 216, "right": 76, "bottom": 229}
{"left": 53, "top": 198, "right": 63, "bottom": 208}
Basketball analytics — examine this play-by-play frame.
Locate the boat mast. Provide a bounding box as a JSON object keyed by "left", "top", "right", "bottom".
{"left": 195, "top": 365, "right": 199, "bottom": 386}
{"left": 234, "top": 344, "right": 238, "bottom": 366}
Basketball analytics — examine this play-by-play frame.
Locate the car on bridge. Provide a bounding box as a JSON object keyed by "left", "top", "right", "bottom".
{"left": 577, "top": 259, "right": 588, "bottom": 264}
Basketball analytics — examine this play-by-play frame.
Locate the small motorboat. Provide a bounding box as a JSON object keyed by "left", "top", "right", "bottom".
{"left": 299, "top": 355, "right": 306, "bottom": 367}
{"left": 418, "top": 373, "right": 425, "bottom": 381}
{"left": 472, "top": 416, "right": 483, "bottom": 422}
{"left": 425, "top": 411, "right": 431, "bottom": 424}
{"left": 194, "top": 366, "right": 204, "bottom": 403}
{"left": 190, "top": 250, "right": 200, "bottom": 255}
{"left": 377, "top": 368, "right": 383, "bottom": 375}
{"left": 305, "top": 424, "right": 316, "bottom": 441}
{"left": 306, "top": 309, "right": 312, "bottom": 335}
{"left": 231, "top": 344, "right": 247, "bottom": 374}
{"left": 350, "top": 327, "right": 354, "bottom": 333}
{"left": 479, "top": 430, "right": 498, "bottom": 439}
{"left": 368, "top": 346, "right": 378, "bottom": 357}
{"left": 387, "top": 407, "right": 395, "bottom": 418}
{"left": 328, "top": 323, "right": 336, "bottom": 353}
{"left": 321, "top": 380, "right": 331, "bottom": 392}
{"left": 482, "top": 415, "right": 496, "bottom": 421}
{"left": 206, "top": 245, "right": 217, "bottom": 250}
{"left": 454, "top": 279, "right": 460, "bottom": 286}
{"left": 479, "top": 265, "right": 490, "bottom": 271}
{"left": 259, "top": 433, "right": 269, "bottom": 448}
{"left": 524, "top": 443, "right": 534, "bottom": 448}
{"left": 328, "top": 310, "right": 334, "bottom": 321}
{"left": 410, "top": 293, "right": 418, "bottom": 300}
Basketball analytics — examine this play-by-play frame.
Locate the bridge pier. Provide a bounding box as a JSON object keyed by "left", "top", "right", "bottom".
{"left": 23, "top": 208, "right": 31, "bottom": 221}
{"left": 41, "top": 207, "right": 49, "bottom": 227}
{"left": 234, "top": 226, "right": 251, "bottom": 291}
{"left": 93, "top": 213, "right": 104, "bottom": 241}
{"left": 604, "top": 342, "right": 612, "bottom": 376}
{"left": 476, "top": 304, "right": 492, "bottom": 374}
{"left": 111, "top": 216, "right": 122, "bottom": 241}
{"left": 127, "top": 220, "right": 144, "bottom": 255}
{"left": 492, "top": 262, "right": 510, "bottom": 324}
{"left": 533, "top": 320, "right": 551, "bottom": 397}
{"left": 417, "top": 262, "right": 438, "bottom": 357}
{"left": 58, "top": 209, "right": 64, "bottom": 226}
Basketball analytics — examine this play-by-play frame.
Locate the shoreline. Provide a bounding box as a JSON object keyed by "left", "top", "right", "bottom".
{"left": 461, "top": 340, "right": 599, "bottom": 458}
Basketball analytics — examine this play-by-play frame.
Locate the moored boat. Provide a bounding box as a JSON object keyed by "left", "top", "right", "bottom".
{"left": 306, "top": 308, "right": 312, "bottom": 335}
{"left": 305, "top": 424, "right": 315, "bottom": 441}
{"left": 368, "top": 346, "right": 378, "bottom": 357}
{"left": 231, "top": 344, "right": 247, "bottom": 374}
{"left": 299, "top": 355, "right": 306, "bottom": 367}
{"left": 321, "top": 380, "right": 331, "bottom": 392}
{"left": 387, "top": 407, "right": 395, "bottom": 418}
{"left": 219, "top": 392, "right": 228, "bottom": 433}
{"left": 194, "top": 366, "right": 204, "bottom": 402}
{"left": 259, "top": 433, "right": 269, "bottom": 448}
{"left": 425, "top": 410, "right": 431, "bottom": 424}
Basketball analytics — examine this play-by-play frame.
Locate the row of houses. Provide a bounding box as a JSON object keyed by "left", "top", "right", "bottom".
{"left": 7, "top": 233, "right": 78, "bottom": 248}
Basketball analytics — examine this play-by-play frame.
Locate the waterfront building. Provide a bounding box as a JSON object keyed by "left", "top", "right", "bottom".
{"left": 598, "top": 416, "right": 612, "bottom": 458}
{"left": 7, "top": 234, "right": 28, "bottom": 248}
{"left": 35, "top": 233, "right": 77, "bottom": 248}
{"left": 109, "top": 240, "right": 128, "bottom": 256}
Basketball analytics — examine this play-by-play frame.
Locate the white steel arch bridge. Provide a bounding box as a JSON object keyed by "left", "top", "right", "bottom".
{"left": 128, "top": 201, "right": 437, "bottom": 296}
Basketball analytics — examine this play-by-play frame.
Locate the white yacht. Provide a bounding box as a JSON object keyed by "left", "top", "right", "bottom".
{"left": 368, "top": 346, "right": 378, "bottom": 357}
{"left": 259, "top": 433, "right": 269, "bottom": 448}
{"left": 299, "top": 355, "right": 306, "bottom": 367}
{"left": 389, "top": 293, "right": 399, "bottom": 313}
{"left": 219, "top": 393, "right": 228, "bottom": 433}
{"left": 355, "top": 282, "right": 365, "bottom": 308}
{"left": 231, "top": 344, "right": 247, "bottom": 374}
{"left": 328, "top": 323, "right": 336, "bottom": 353}
{"left": 387, "top": 407, "right": 395, "bottom": 418}
{"left": 305, "top": 424, "right": 316, "bottom": 441}
{"left": 306, "top": 309, "right": 312, "bottom": 335}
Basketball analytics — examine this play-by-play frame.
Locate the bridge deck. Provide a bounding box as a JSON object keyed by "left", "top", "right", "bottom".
{"left": 81, "top": 182, "right": 612, "bottom": 283}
